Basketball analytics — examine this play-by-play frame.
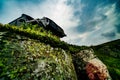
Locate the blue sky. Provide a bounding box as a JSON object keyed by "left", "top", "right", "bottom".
{"left": 0, "top": 0, "right": 120, "bottom": 46}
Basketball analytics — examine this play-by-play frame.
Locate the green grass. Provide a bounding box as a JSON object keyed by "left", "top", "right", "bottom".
{"left": 0, "top": 23, "right": 120, "bottom": 79}
{"left": 0, "top": 23, "right": 88, "bottom": 54}
{"left": 92, "top": 40, "right": 120, "bottom": 80}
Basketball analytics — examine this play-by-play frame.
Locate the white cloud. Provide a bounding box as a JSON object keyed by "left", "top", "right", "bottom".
{"left": 79, "top": 3, "right": 119, "bottom": 46}
{"left": 0, "top": 0, "right": 81, "bottom": 44}
{"left": 63, "top": 3, "right": 119, "bottom": 46}
{"left": 0, "top": 0, "right": 119, "bottom": 46}
{"left": 1, "top": 0, "right": 81, "bottom": 30}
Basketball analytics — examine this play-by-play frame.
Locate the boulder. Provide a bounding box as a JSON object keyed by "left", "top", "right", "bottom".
{"left": 9, "top": 14, "right": 34, "bottom": 26}
{"left": 86, "top": 58, "right": 111, "bottom": 80}
{"left": 40, "top": 17, "right": 66, "bottom": 37}
{"left": 73, "top": 49, "right": 111, "bottom": 80}
{"left": 0, "top": 31, "right": 76, "bottom": 80}
{"left": 9, "top": 14, "right": 66, "bottom": 38}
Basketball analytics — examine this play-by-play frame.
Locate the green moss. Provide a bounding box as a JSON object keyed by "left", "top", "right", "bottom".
{"left": 0, "top": 31, "right": 77, "bottom": 80}
{"left": 0, "top": 23, "right": 85, "bottom": 54}
{"left": 1, "top": 23, "right": 120, "bottom": 79}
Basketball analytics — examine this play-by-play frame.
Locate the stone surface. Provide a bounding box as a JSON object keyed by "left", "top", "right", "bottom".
{"left": 76, "top": 49, "right": 96, "bottom": 62}
{"left": 8, "top": 14, "right": 66, "bottom": 38}
{"left": 73, "top": 49, "right": 111, "bottom": 80}
{"left": 0, "top": 31, "right": 77, "bottom": 80}
{"left": 40, "top": 17, "right": 66, "bottom": 37}
{"left": 86, "top": 58, "right": 111, "bottom": 80}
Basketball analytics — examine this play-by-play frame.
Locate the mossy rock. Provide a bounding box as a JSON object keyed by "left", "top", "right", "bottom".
{"left": 0, "top": 31, "right": 77, "bottom": 80}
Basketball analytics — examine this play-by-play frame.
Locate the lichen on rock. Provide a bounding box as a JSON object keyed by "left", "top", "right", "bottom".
{"left": 86, "top": 58, "right": 111, "bottom": 80}
{"left": 0, "top": 31, "right": 77, "bottom": 80}
{"left": 73, "top": 49, "right": 111, "bottom": 80}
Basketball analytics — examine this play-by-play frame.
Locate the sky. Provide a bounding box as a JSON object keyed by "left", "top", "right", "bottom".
{"left": 0, "top": 0, "right": 120, "bottom": 46}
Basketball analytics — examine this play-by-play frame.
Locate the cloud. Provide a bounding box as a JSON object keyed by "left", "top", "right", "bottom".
{"left": 0, "top": 0, "right": 83, "bottom": 44}
{"left": 0, "top": 0, "right": 119, "bottom": 46}
{"left": 0, "top": 0, "right": 80, "bottom": 37}
{"left": 68, "top": 2, "right": 120, "bottom": 46}
{"left": 101, "top": 32, "right": 116, "bottom": 39}
{"left": 115, "top": 24, "right": 120, "bottom": 33}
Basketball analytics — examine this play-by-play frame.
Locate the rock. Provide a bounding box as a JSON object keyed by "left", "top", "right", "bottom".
{"left": 8, "top": 14, "right": 66, "bottom": 38}
{"left": 9, "top": 14, "right": 34, "bottom": 26}
{"left": 0, "top": 31, "right": 77, "bottom": 80}
{"left": 86, "top": 58, "right": 111, "bottom": 80}
{"left": 40, "top": 17, "right": 66, "bottom": 37}
{"left": 73, "top": 49, "right": 111, "bottom": 80}
{"left": 76, "top": 49, "right": 96, "bottom": 63}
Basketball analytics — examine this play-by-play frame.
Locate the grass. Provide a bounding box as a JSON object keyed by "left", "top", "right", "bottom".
{"left": 0, "top": 23, "right": 88, "bottom": 54}
{"left": 92, "top": 40, "right": 120, "bottom": 80}
{"left": 0, "top": 23, "right": 120, "bottom": 79}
